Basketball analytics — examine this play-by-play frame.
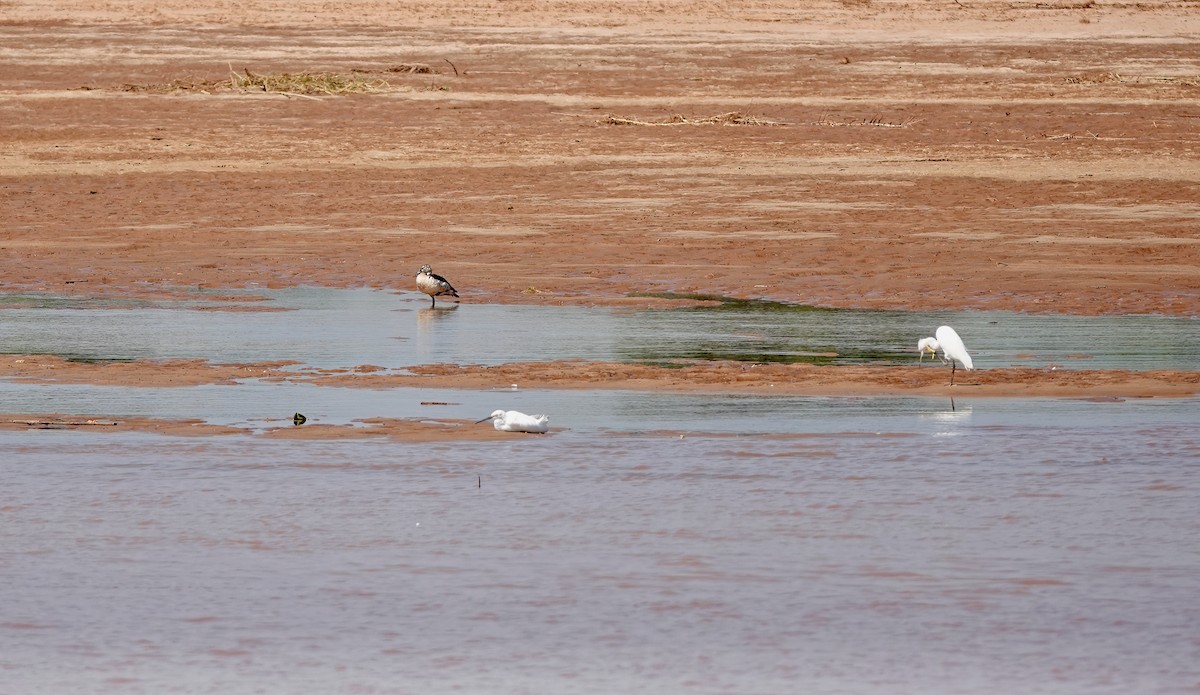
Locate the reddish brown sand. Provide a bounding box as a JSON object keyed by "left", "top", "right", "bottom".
{"left": 2, "top": 353, "right": 1198, "bottom": 397}
{"left": 2, "top": 0, "right": 1199, "bottom": 434}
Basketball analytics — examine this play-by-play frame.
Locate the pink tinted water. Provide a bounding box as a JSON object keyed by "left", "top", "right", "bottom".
{"left": 2, "top": 400, "right": 1199, "bottom": 695}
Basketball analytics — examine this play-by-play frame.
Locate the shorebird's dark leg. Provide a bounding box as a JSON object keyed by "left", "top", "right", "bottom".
{"left": 949, "top": 361, "right": 956, "bottom": 386}
{"left": 430, "top": 295, "right": 436, "bottom": 307}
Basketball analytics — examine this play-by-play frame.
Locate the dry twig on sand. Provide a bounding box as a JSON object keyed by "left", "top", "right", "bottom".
{"left": 1042, "top": 131, "right": 1101, "bottom": 140}
{"left": 814, "top": 115, "right": 916, "bottom": 128}
{"left": 114, "top": 67, "right": 395, "bottom": 96}
{"left": 1066, "top": 72, "right": 1200, "bottom": 87}
{"left": 601, "top": 112, "right": 786, "bottom": 126}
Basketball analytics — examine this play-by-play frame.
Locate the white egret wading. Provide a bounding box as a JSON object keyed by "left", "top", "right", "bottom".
{"left": 476, "top": 410, "right": 550, "bottom": 434}
{"left": 918, "top": 325, "right": 974, "bottom": 385}
{"left": 415, "top": 264, "right": 459, "bottom": 307}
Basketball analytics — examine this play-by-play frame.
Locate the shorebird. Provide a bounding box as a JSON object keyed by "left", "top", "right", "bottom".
{"left": 917, "top": 336, "right": 939, "bottom": 362}
{"left": 475, "top": 409, "right": 550, "bottom": 434}
{"left": 918, "top": 325, "right": 974, "bottom": 385}
{"left": 415, "top": 264, "right": 459, "bottom": 307}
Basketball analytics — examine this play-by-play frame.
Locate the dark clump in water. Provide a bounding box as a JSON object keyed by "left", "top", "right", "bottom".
{"left": 628, "top": 291, "right": 837, "bottom": 313}
{"left": 624, "top": 293, "right": 911, "bottom": 364}
{"left": 628, "top": 346, "right": 911, "bottom": 366}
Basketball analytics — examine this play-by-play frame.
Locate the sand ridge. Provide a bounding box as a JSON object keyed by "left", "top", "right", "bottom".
{"left": 2, "top": 355, "right": 1197, "bottom": 398}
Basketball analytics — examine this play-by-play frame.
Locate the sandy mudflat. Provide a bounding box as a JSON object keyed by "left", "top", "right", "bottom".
{"left": 1, "top": 353, "right": 1198, "bottom": 397}
{"left": 1, "top": 0, "right": 1198, "bottom": 412}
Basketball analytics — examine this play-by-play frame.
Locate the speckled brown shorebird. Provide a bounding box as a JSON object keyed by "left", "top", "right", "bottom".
{"left": 415, "top": 264, "right": 459, "bottom": 307}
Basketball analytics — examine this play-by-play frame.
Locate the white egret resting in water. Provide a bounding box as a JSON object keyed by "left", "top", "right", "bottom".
{"left": 918, "top": 325, "right": 974, "bottom": 385}
{"left": 476, "top": 409, "right": 550, "bottom": 434}
{"left": 415, "top": 264, "right": 459, "bottom": 307}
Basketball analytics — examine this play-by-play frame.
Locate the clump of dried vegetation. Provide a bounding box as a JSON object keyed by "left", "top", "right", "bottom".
{"left": 601, "top": 112, "right": 786, "bottom": 126}
{"left": 813, "top": 115, "right": 915, "bottom": 128}
{"left": 118, "top": 77, "right": 228, "bottom": 94}
{"left": 230, "top": 68, "right": 391, "bottom": 95}
{"left": 1065, "top": 72, "right": 1199, "bottom": 87}
{"left": 115, "top": 64, "right": 453, "bottom": 96}
{"left": 1065, "top": 71, "right": 1124, "bottom": 84}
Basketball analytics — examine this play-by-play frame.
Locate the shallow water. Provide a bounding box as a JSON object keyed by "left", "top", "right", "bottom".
{"left": 3, "top": 287, "right": 1200, "bottom": 694}
{"left": 0, "top": 378, "right": 1195, "bottom": 435}
{"left": 1, "top": 287, "right": 1197, "bottom": 370}
{"left": 3, "top": 396, "right": 1199, "bottom": 694}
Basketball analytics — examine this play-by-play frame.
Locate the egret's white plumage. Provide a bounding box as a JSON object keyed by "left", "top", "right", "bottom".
{"left": 476, "top": 409, "right": 550, "bottom": 434}
{"left": 919, "top": 325, "right": 974, "bottom": 384}
{"left": 935, "top": 326, "right": 973, "bottom": 371}
{"left": 415, "top": 264, "right": 459, "bottom": 307}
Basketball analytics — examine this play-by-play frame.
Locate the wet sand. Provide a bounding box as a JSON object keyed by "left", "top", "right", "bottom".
{"left": 3, "top": 354, "right": 1198, "bottom": 397}
{"left": 0, "top": 413, "right": 244, "bottom": 437}
{"left": 2, "top": 0, "right": 1199, "bottom": 410}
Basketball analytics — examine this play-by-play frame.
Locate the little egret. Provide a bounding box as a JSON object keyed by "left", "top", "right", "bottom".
{"left": 415, "top": 264, "right": 459, "bottom": 307}
{"left": 917, "top": 336, "right": 939, "bottom": 362}
{"left": 918, "top": 326, "right": 974, "bottom": 384}
{"left": 476, "top": 409, "right": 550, "bottom": 434}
